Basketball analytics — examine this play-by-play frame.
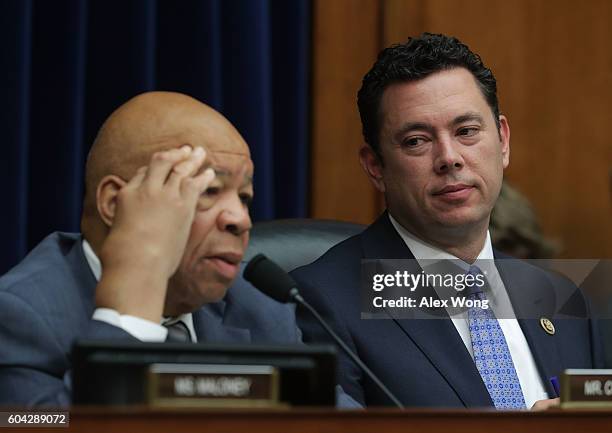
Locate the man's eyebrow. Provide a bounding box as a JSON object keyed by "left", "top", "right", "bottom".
{"left": 392, "top": 113, "right": 486, "bottom": 142}
{"left": 393, "top": 122, "right": 435, "bottom": 142}
{"left": 208, "top": 168, "right": 253, "bottom": 187}
{"left": 212, "top": 168, "right": 231, "bottom": 179}
{"left": 452, "top": 112, "right": 484, "bottom": 126}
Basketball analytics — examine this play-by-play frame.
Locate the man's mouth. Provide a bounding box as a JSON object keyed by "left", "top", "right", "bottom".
{"left": 204, "top": 253, "right": 242, "bottom": 279}
{"left": 432, "top": 183, "right": 475, "bottom": 201}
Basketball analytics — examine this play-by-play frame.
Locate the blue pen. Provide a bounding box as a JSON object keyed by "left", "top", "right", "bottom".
{"left": 550, "top": 376, "right": 560, "bottom": 397}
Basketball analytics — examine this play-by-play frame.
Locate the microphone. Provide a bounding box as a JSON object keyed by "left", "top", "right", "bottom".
{"left": 244, "top": 253, "right": 405, "bottom": 409}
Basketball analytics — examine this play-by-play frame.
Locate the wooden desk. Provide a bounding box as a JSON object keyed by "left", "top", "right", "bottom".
{"left": 11, "top": 407, "right": 612, "bottom": 433}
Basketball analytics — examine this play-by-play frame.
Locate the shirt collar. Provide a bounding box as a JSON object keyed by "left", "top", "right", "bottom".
{"left": 161, "top": 314, "right": 195, "bottom": 340}
{"left": 387, "top": 213, "right": 494, "bottom": 266}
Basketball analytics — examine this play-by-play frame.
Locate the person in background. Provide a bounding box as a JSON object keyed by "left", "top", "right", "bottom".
{"left": 490, "top": 181, "right": 559, "bottom": 259}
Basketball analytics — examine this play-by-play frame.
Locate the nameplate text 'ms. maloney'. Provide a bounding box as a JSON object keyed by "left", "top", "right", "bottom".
{"left": 147, "top": 363, "right": 281, "bottom": 408}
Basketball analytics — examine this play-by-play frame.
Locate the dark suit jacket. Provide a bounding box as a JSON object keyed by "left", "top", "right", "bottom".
{"left": 291, "top": 213, "right": 604, "bottom": 407}
{"left": 0, "top": 232, "right": 302, "bottom": 407}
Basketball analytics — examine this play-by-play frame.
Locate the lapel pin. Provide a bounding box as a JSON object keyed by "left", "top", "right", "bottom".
{"left": 540, "top": 317, "right": 555, "bottom": 335}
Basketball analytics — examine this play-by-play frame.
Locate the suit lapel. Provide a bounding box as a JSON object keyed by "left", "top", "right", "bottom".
{"left": 360, "top": 214, "right": 493, "bottom": 407}
{"left": 495, "top": 255, "right": 562, "bottom": 397}
{"left": 192, "top": 297, "right": 252, "bottom": 343}
{"left": 68, "top": 233, "right": 99, "bottom": 316}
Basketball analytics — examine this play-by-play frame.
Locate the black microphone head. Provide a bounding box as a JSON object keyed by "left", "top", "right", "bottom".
{"left": 244, "top": 254, "right": 299, "bottom": 303}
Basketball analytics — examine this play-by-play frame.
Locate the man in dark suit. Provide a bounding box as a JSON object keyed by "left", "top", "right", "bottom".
{"left": 0, "top": 92, "right": 300, "bottom": 406}
{"left": 292, "top": 33, "right": 603, "bottom": 409}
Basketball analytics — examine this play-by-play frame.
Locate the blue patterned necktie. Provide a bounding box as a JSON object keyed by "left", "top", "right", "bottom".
{"left": 466, "top": 265, "right": 526, "bottom": 409}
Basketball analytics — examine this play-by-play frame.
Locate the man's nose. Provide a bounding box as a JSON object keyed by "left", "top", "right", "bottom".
{"left": 218, "top": 195, "right": 252, "bottom": 236}
{"left": 433, "top": 135, "right": 465, "bottom": 174}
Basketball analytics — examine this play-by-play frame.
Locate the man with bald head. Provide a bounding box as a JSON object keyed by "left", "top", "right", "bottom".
{"left": 0, "top": 92, "right": 301, "bottom": 406}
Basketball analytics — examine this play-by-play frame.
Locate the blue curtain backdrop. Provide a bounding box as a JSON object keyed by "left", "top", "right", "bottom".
{"left": 0, "top": 0, "right": 310, "bottom": 274}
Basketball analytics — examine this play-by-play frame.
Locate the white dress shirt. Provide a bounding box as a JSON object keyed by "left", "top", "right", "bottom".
{"left": 82, "top": 240, "right": 197, "bottom": 342}
{"left": 388, "top": 214, "right": 549, "bottom": 408}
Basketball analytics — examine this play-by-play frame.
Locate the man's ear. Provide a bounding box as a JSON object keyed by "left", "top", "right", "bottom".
{"left": 499, "top": 114, "right": 510, "bottom": 169}
{"left": 359, "top": 145, "right": 386, "bottom": 192}
{"left": 96, "top": 175, "right": 126, "bottom": 227}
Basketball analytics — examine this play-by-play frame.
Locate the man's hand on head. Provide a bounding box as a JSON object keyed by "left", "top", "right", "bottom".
{"left": 95, "top": 145, "right": 215, "bottom": 322}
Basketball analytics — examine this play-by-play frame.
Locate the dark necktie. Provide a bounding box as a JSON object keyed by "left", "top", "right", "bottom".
{"left": 164, "top": 320, "right": 191, "bottom": 342}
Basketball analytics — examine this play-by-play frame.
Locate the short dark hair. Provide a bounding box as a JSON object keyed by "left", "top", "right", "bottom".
{"left": 357, "top": 33, "right": 500, "bottom": 157}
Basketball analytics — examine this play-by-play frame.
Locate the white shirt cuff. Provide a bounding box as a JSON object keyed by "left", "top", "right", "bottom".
{"left": 92, "top": 308, "right": 168, "bottom": 342}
